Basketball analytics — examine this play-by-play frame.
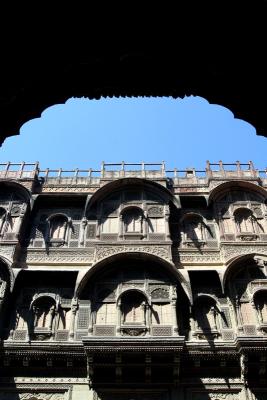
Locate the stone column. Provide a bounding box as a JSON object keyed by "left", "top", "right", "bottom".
{"left": 165, "top": 206, "right": 171, "bottom": 239}
{"left": 119, "top": 214, "right": 123, "bottom": 239}
{"left": 229, "top": 302, "right": 239, "bottom": 332}
{"left": 142, "top": 301, "right": 146, "bottom": 326}
{"left": 48, "top": 305, "right": 55, "bottom": 332}
{"left": 145, "top": 302, "right": 151, "bottom": 334}
{"left": 79, "top": 217, "right": 87, "bottom": 246}
{"left": 172, "top": 300, "right": 179, "bottom": 335}
{"left": 218, "top": 211, "right": 225, "bottom": 239}
{"left": 15, "top": 204, "right": 27, "bottom": 238}
{"left": 88, "top": 302, "right": 93, "bottom": 336}
{"left": 117, "top": 299, "right": 122, "bottom": 335}
{"left": 143, "top": 210, "right": 148, "bottom": 238}
{"left": 234, "top": 295, "right": 243, "bottom": 332}
{"left": 96, "top": 214, "right": 101, "bottom": 239}
{"left": 212, "top": 306, "right": 218, "bottom": 330}
{"left": 69, "top": 299, "right": 78, "bottom": 340}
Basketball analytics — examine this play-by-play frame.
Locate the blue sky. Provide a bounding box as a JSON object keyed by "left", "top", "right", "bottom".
{"left": 0, "top": 96, "right": 266, "bottom": 171}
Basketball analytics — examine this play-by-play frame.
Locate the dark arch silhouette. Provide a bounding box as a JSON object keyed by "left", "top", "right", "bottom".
{"left": 1, "top": 2, "right": 267, "bottom": 144}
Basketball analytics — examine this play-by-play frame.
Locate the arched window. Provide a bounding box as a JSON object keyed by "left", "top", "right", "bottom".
{"left": 123, "top": 208, "right": 142, "bottom": 233}
{"left": 121, "top": 291, "right": 146, "bottom": 325}
{"left": 234, "top": 208, "right": 255, "bottom": 234}
{"left": 48, "top": 215, "right": 69, "bottom": 245}
{"left": 121, "top": 208, "right": 144, "bottom": 239}
{"left": 183, "top": 215, "right": 205, "bottom": 242}
{"left": 193, "top": 296, "right": 220, "bottom": 339}
{"left": 32, "top": 296, "right": 56, "bottom": 339}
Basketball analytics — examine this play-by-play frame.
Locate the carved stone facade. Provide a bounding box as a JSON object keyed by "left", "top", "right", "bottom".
{"left": 0, "top": 162, "right": 267, "bottom": 399}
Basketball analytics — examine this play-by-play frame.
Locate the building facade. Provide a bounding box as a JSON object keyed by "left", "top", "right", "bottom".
{"left": 0, "top": 161, "right": 266, "bottom": 400}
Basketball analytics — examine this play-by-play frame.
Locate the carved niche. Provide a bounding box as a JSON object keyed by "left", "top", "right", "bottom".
{"left": 192, "top": 296, "right": 221, "bottom": 339}
{"left": 48, "top": 214, "right": 69, "bottom": 247}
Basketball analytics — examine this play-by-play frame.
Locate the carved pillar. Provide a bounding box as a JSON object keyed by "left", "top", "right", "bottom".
{"left": 209, "top": 306, "right": 217, "bottom": 331}
{"left": 217, "top": 211, "right": 225, "bottom": 238}
{"left": 32, "top": 306, "right": 39, "bottom": 328}
{"left": 96, "top": 214, "right": 101, "bottom": 239}
{"left": 229, "top": 301, "right": 239, "bottom": 331}
{"left": 234, "top": 295, "right": 243, "bottom": 331}
{"left": 252, "top": 298, "right": 261, "bottom": 327}
{"left": 48, "top": 305, "right": 56, "bottom": 334}
{"left": 172, "top": 300, "right": 179, "bottom": 335}
{"left": 79, "top": 217, "right": 87, "bottom": 246}
{"left": 117, "top": 299, "right": 122, "bottom": 335}
{"left": 143, "top": 210, "right": 148, "bottom": 238}
{"left": 69, "top": 299, "right": 78, "bottom": 340}
{"left": 145, "top": 302, "right": 151, "bottom": 334}
{"left": 189, "top": 310, "right": 195, "bottom": 339}
{"left": 88, "top": 301, "right": 93, "bottom": 336}
{"left": 165, "top": 206, "right": 170, "bottom": 239}
{"left": 119, "top": 214, "right": 123, "bottom": 239}
{"left": 15, "top": 204, "right": 27, "bottom": 238}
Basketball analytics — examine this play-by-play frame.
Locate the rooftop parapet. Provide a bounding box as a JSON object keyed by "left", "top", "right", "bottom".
{"left": 0, "top": 161, "right": 266, "bottom": 185}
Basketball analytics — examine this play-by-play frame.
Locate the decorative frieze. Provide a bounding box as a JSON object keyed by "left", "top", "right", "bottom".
{"left": 25, "top": 248, "right": 95, "bottom": 264}
{"left": 95, "top": 245, "right": 171, "bottom": 262}
{"left": 42, "top": 186, "right": 98, "bottom": 193}
{"left": 221, "top": 244, "right": 267, "bottom": 262}
{"left": 0, "top": 245, "right": 15, "bottom": 260}
{"left": 178, "top": 250, "right": 221, "bottom": 264}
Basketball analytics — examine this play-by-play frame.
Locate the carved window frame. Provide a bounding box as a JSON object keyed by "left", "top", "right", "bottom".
{"left": 233, "top": 207, "right": 258, "bottom": 240}
{"left": 121, "top": 206, "right": 144, "bottom": 239}
{"left": 181, "top": 213, "right": 207, "bottom": 246}
{"left": 30, "top": 295, "right": 58, "bottom": 339}
{"left": 47, "top": 214, "right": 70, "bottom": 246}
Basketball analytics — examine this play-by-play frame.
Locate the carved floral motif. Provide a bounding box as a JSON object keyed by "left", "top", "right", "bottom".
{"left": 221, "top": 245, "right": 267, "bottom": 262}
{"left": 148, "top": 206, "right": 164, "bottom": 217}
{"left": 95, "top": 245, "right": 171, "bottom": 261}
{"left": 26, "top": 249, "right": 95, "bottom": 263}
